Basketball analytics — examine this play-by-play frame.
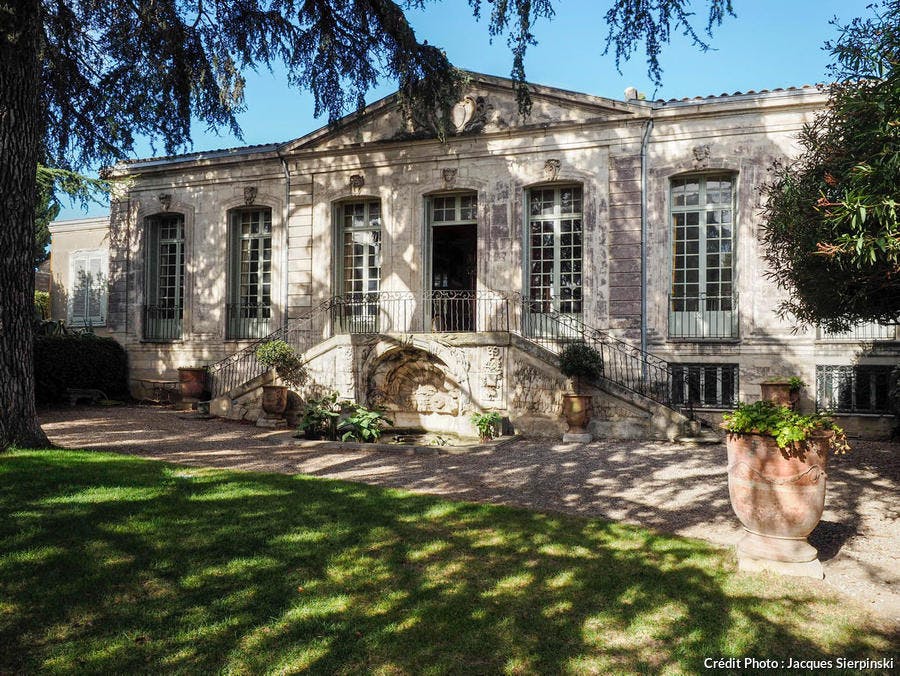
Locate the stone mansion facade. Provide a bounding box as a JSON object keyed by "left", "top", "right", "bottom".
{"left": 48, "top": 73, "right": 898, "bottom": 438}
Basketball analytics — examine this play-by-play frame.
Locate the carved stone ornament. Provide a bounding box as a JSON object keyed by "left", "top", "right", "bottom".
{"left": 349, "top": 174, "right": 365, "bottom": 194}
{"left": 244, "top": 186, "right": 258, "bottom": 205}
{"left": 441, "top": 168, "right": 458, "bottom": 186}
{"left": 543, "top": 159, "right": 561, "bottom": 181}
{"left": 692, "top": 144, "right": 711, "bottom": 169}
{"left": 158, "top": 193, "right": 172, "bottom": 211}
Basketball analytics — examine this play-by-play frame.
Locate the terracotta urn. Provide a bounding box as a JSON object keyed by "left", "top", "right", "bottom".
{"left": 261, "top": 384, "right": 288, "bottom": 416}
{"left": 562, "top": 394, "right": 592, "bottom": 435}
{"left": 178, "top": 367, "right": 207, "bottom": 399}
{"left": 726, "top": 431, "right": 829, "bottom": 563}
{"left": 759, "top": 380, "right": 799, "bottom": 409}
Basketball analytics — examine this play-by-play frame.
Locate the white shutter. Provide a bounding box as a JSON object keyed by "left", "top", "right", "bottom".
{"left": 68, "top": 250, "right": 107, "bottom": 327}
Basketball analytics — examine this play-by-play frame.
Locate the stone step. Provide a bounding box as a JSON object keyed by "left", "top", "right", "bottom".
{"left": 675, "top": 434, "right": 723, "bottom": 446}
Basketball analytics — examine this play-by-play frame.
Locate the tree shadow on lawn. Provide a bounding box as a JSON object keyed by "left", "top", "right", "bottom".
{"left": 0, "top": 450, "right": 894, "bottom": 674}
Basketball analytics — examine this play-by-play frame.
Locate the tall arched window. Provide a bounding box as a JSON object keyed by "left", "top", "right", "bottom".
{"left": 227, "top": 207, "right": 272, "bottom": 339}
{"left": 144, "top": 213, "right": 184, "bottom": 340}
{"left": 337, "top": 200, "right": 382, "bottom": 332}
{"left": 527, "top": 185, "right": 583, "bottom": 314}
{"left": 669, "top": 174, "right": 737, "bottom": 339}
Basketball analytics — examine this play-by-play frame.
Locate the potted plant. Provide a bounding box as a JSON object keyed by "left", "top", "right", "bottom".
{"left": 558, "top": 341, "right": 604, "bottom": 439}
{"left": 255, "top": 340, "right": 307, "bottom": 416}
{"left": 722, "top": 401, "right": 849, "bottom": 573}
{"left": 177, "top": 366, "right": 207, "bottom": 400}
{"left": 470, "top": 411, "right": 502, "bottom": 442}
{"left": 759, "top": 376, "right": 805, "bottom": 410}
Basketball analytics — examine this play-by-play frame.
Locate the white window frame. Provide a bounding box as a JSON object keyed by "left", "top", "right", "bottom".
{"left": 669, "top": 174, "right": 737, "bottom": 340}
{"left": 144, "top": 213, "right": 185, "bottom": 340}
{"left": 526, "top": 185, "right": 583, "bottom": 315}
{"left": 336, "top": 200, "right": 382, "bottom": 332}
{"left": 227, "top": 207, "right": 273, "bottom": 339}
{"left": 68, "top": 249, "right": 108, "bottom": 327}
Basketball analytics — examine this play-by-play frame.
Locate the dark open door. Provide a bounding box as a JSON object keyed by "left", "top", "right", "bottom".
{"left": 431, "top": 223, "right": 477, "bottom": 331}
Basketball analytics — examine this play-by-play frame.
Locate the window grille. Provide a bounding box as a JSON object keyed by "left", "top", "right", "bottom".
{"left": 816, "top": 365, "right": 892, "bottom": 414}
{"left": 671, "top": 363, "right": 739, "bottom": 408}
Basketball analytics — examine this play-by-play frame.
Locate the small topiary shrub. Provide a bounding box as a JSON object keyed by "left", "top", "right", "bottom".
{"left": 255, "top": 339, "right": 307, "bottom": 388}
{"left": 558, "top": 341, "right": 604, "bottom": 390}
{"left": 34, "top": 334, "right": 129, "bottom": 404}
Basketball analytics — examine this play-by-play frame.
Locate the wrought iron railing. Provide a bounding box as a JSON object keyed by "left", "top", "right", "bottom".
{"left": 143, "top": 304, "right": 183, "bottom": 341}
{"left": 206, "top": 290, "right": 711, "bottom": 416}
{"left": 226, "top": 303, "right": 273, "bottom": 340}
{"left": 668, "top": 293, "right": 739, "bottom": 339}
{"left": 208, "top": 298, "right": 333, "bottom": 397}
{"left": 510, "top": 296, "right": 677, "bottom": 407}
{"left": 817, "top": 322, "right": 896, "bottom": 342}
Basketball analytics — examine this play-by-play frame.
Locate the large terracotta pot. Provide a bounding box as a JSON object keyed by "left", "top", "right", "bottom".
{"left": 261, "top": 385, "right": 288, "bottom": 416}
{"left": 178, "top": 367, "right": 206, "bottom": 399}
{"left": 726, "top": 432, "right": 829, "bottom": 563}
{"left": 759, "top": 380, "right": 799, "bottom": 409}
{"left": 562, "top": 394, "right": 592, "bottom": 435}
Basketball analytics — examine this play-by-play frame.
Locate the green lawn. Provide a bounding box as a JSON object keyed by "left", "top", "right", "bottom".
{"left": 0, "top": 450, "right": 892, "bottom": 674}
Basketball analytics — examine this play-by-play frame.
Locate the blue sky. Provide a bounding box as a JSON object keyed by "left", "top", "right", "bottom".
{"left": 59, "top": 0, "right": 868, "bottom": 219}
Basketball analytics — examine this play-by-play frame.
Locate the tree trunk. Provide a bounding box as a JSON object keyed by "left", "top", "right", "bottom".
{"left": 0, "top": 0, "right": 50, "bottom": 449}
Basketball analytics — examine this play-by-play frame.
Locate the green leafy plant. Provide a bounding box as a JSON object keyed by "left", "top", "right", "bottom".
{"left": 788, "top": 376, "right": 806, "bottom": 392}
{"left": 255, "top": 340, "right": 307, "bottom": 388}
{"left": 470, "top": 411, "right": 502, "bottom": 441}
{"left": 339, "top": 405, "right": 394, "bottom": 443}
{"left": 296, "top": 392, "right": 343, "bottom": 440}
{"left": 33, "top": 291, "right": 50, "bottom": 320}
{"left": 762, "top": 376, "right": 806, "bottom": 392}
{"left": 722, "top": 401, "right": 850, "bottom": 454}
{"left": 558, "top": 341, "right": 604, "bottom": 391}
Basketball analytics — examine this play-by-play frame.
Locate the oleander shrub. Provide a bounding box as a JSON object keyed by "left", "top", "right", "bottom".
{"left": 33, "top": 334, "right": 129, "bottom": 403}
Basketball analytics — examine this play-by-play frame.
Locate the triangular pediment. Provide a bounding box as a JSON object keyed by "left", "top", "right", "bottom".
{"left": 282, "top": 72, "right": 645, "bottom": 153}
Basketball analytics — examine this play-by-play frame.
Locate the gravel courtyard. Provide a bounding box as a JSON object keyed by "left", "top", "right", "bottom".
{"left": 40, "top": 404, "right": 899, "bottom": 625}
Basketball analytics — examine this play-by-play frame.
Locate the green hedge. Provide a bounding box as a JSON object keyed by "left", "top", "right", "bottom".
{"left": 34, "top": 335, "right": 129, "bottom": 403}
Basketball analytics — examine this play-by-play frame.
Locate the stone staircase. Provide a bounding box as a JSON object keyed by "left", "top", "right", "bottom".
{"left": 204, "top": 292, "right": 702, "bottom": 440}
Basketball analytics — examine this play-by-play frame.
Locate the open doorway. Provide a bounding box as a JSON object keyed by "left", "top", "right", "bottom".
{"left": 429, "top": 194, "right": 477, "bottom": 331}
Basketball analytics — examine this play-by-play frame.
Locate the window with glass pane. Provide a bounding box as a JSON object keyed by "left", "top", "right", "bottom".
{"left": 144, "top": 214, "right": 184, "bottom": 340}
{"left": 431, "top": 194, "right": 477, "bottom": 224}
{"left": 670, "top": 175, "right": 736, "bottom": 338}
{"left": 816, "top": 365, "right": 892, "bottom": 413}
{"left": 671, "top": 363, "right": 738, "bottom": 408}
{"left": 340, "top": 201, "right": 381, "bottom": 331}
{"left": 228, "top": 208, "right": 272, "bottom": 339}
{"left": 528, "top": 186, "right": 582, "bottom": 313}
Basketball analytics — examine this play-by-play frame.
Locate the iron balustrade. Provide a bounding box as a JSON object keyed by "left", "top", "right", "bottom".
{"left": 818, "top": 322, "right": 897, "bottom": 342}
{"left": 143, "top": 304, "right": 183, "bottom": 341}
{"left": 511, "top": 295, "right": 676, "bottom": 407}
{"left": 668, "top": 293, "right": 739, "bottom": 339}
{"left": 226, "top": 303, "right": 273, "bottom": 340}
{"left": 206, "top": 290, "right": 716, "bottom": 416}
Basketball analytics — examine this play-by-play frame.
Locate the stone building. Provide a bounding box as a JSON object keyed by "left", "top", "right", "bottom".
{"left": 50, "top": 73, "right": 898, "bottom": 438}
